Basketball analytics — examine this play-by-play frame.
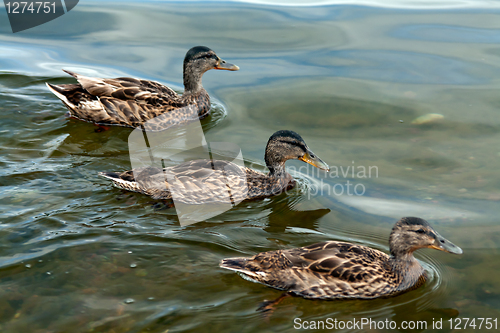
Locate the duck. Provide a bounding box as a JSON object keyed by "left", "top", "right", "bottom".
{"left": 99, "top": 130, "right": 329, "bottom": 204}
{"left": 46, "top": 46, "right": 239, "bottom": 131}
{"left": 220, "top": 217, "right": 462, "bottom": 302}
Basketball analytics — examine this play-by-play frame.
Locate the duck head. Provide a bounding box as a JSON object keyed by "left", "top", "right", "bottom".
{"left": 389, "top": 217, "right": 462, "bottom": 258}
{"left": 183, "top": 46, "right": 239, "bottom": 93}
{"left": 264, "top": 130, "right": 329, "bottom": 177}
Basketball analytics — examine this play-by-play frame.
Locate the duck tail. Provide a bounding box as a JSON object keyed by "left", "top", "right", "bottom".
{"left": 62, "top": 69, "right": 79, "bottom": 78}
{"left": 46, "top": 82, "right": 76, "bottom": 108}
{"left": 46, "top": 80, "right": 93, "bottom": 118}
{"left": 98, "top": 171, "right": 121, "bottom": 180}
{"left": 220, "top": 257, "right": 262, "bottom": 277}
{"left": 99, "top": 171, "right": 132, "bottom": 187}
{"left": 220, "top": 257, "right": 248, "bottom": 271}
{"left": 99, "top": 171, "right": 144, "bottom": 194}
{"left": 220, "top": 257, "right": 269, "bottom": 285}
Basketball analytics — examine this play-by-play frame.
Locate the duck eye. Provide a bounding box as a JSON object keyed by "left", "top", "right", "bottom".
{"left": 416, "top": 229, "right": 426, "bottom": 234}
{"left": 197, "top": 54, "right": 211, "bottom": 60}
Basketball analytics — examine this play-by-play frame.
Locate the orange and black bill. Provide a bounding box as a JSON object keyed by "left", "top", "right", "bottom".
{"left": 430, "top": 231, "right": 462, "bottom": 254}
{"left": 299, "top": 149, "right": 329, "bottom": 171}
{"left": 215, "top": 58, "right": 239, "bottom": 71}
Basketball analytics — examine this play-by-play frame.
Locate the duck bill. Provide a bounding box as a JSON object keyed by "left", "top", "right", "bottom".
{"left": 430, "top": 232, "right": 463, "bottom": 255}
{"left": 299, "top": 149, "right": 330, "bottom": 171}
{"left": 215, "top": 58, "right": 239, "bottom": 71}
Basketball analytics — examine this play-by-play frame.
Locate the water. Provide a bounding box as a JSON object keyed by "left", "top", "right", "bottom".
{"left": 1, "top": 1, "right": 499, "bottom": 332}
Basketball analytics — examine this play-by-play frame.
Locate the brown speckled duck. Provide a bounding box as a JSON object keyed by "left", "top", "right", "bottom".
{"left": 46, "top": 46, "right": 239, "bottom": 131}
{"left": 220, "top": 217, "right": 462, "bottom": 302}
{"left": 99, "top": 130, "right": 329, "bottom": 204}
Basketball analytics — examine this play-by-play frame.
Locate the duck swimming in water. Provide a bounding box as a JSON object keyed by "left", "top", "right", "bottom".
{"left": 99, "top": 130, "right": 329, "bottom": 204}
{"left": 220, "top": 217, "right": 462, "bottom": 302}
{"left": 46, "top": 46, "right": 239, "bottom": 131}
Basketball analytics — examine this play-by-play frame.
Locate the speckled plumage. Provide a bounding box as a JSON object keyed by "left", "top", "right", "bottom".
{"left": 220, "top": 217, "right": 462, "bottom": 300}
{"left": 46, "top": 46, "right": 238, "bottom": 131}
{"left": 99, "top": 130, "right": 329, "bottom": 204}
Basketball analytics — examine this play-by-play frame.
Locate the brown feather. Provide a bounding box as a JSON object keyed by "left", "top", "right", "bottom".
{"left": 220, "top": 218, "right": 462, "bottom": 300}
{"left": 98, "top": 160, "right": 292, "bottom": 204}
{"left": 47, "top": 47, "right": 238, "bottom": 131}
{"left": 99, "top": 130, "right": 330, "bottom": 204}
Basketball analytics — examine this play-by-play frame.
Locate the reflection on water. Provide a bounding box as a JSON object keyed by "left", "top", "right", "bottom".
{"left": 0, "top": 0, "right": 499, "bottom": 332}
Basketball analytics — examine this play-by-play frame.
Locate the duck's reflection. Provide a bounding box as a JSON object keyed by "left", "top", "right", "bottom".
{"left": 264, "top": 195, "right": 330, "bottom": 234}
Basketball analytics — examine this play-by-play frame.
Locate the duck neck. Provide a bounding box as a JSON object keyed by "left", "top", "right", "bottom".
{"left": 267, "top": 162, "right": 287, "bottom": 179}
{"left": 183, "top": 64, "right": 205, "bottom": 95}
{"left": 264, "top": 140, "right": 290, "bottom": 179}
{"left": 389, "top": 253, "right": 425, "bottom": 291}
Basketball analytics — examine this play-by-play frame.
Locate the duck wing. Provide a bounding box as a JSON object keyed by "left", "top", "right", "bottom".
{"left": 244, "top": 169, "right": 295, "bottom": 200}
{"left": 47, "top": 70, "right": 204, "bottom": 129}
{"left": 99, "top": 160, "right": 252, "bottom": 204}
{"left": 221, "top": 241, "right": 399, "bottom": 299}
{"left": 64, "top": 70, "right": 178, "bottom": 98}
